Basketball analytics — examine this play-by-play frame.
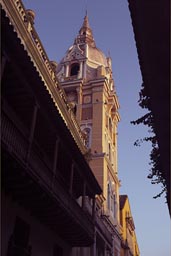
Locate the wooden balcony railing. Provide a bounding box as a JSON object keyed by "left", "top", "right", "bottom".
{"left": 1, "top": 110, "right": 28, "bottom": 164}
{"left": 1, "top": 107, "right": 95, "bottom": 240}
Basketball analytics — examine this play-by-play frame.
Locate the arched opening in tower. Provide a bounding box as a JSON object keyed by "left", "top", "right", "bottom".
{"left": 70, "top": 63, "right": 80, "bottom": 76}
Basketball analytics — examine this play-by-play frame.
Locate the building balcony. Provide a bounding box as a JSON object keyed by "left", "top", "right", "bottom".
{"left": 1, "top": 105, "right": 97, "bottom": 246}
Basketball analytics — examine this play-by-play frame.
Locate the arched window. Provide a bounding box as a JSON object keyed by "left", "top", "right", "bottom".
{"left": 70, "top": 63, "right": 79, "bottom": 76}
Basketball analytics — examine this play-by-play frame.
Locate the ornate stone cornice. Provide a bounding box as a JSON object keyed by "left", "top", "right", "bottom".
{"left": 1, "top": 0, "right": 87, "bottom": 154}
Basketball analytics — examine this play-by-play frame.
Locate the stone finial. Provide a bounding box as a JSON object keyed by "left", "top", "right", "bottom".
{"left": 26, "top": 9, "right": 35, "bottom": 24}
{"left": 82, "top": 14, "right": 90, "bottom": 28}
{"left": 50, "top": 61, "right": 58, "bottom": 72}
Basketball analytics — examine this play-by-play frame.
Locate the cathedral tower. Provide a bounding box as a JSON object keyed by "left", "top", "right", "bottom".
{"left": 56, "top": 14, "right": 120, "bottom": 226}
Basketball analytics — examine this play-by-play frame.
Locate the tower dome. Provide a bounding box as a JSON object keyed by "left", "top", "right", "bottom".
{"left": 88, "top": 46, "right": 108, "bottom": 67}
{"left": 56, "top": 14, "right": 113, "bottom": 83}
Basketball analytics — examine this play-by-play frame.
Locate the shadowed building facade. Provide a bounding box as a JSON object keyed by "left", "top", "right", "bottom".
{"left": 127, "top": 0, "right": 170, "bottom": 214}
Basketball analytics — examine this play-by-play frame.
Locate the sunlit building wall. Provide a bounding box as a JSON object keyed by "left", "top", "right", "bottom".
{"left": 120, "top": 195, "right": 140, "bottom": 256}
{"left": 56, "top": 13, "right": 122, "bottom": 255}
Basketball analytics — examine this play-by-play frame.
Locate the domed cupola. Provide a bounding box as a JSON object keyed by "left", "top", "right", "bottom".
{"left": 56, "top": 13, "right": 114, "bottom": 87}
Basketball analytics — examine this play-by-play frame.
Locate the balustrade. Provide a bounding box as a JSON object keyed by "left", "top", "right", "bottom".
{"left": 1, "top": 111, "right": 28, "bottom": 162}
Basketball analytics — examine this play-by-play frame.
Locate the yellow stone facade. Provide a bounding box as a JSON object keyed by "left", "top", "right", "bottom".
{"left": 120, "top": 195, "right": 140, "bottom": 256}
{"left": 56, "top": 13, "right": 121, "bottom": 225}
{"left": 56, "top": 12, "right": 141, "bottom": 256}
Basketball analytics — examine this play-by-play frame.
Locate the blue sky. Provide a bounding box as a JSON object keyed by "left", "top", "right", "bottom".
{"left": 22, "top": 1, "right": 170, "bottom": 255}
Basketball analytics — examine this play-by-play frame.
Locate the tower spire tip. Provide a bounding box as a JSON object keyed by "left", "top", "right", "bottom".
{"left": 85, "top": 0, "right": 88, "bottom": 17}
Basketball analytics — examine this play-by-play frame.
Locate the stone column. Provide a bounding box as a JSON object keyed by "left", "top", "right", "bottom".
{"left": 91, "top": 230, "right": 96, "bottom": 256}
{"left": 51, "top": 137, "right": 60, "bottom": 189}
{"left": 104, "top": 244, "right": 107, "bottom": 256}
{"left": 76, "top": 86, "right": 82, "bottom": 122}
{"left": 69, "top": 162, "right": 74, "bottom": 195}
{"left": 65, "top": 62, "right": 69, "bottom": 77}
{"left": 92, "top": 196, "right": 96, "bottom": 222}
{"left": 26, "top": 103, "right": 39, "bottom": 164}
{"left": 111, "top": 235, "right": 114, "bottom": 256}
{"left": 85, "top": 44, "right": 88, "bottom": 58}
{"left": 83, "top": 60, "right": 87, "bottom": 79}
{"left": 82, "top": 181, "right": 86, "bottom": 209}
{"left": 1, "top": 55, "right": 7, "bottom": 80}
{"left": 78, "top": 61, "right": 83, "bottom": 79}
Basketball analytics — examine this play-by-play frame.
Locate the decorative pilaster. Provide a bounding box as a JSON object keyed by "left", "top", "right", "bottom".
{"left": 65, "top": 62, "right": 69, "bottom": 77}
{"left": 78, "top": 61, "right": 83, "bottom": 78}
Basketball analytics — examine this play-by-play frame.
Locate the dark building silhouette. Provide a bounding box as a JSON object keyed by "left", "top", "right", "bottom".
{"left": 128, "top": 0, "right": 170, "bottom": 214}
